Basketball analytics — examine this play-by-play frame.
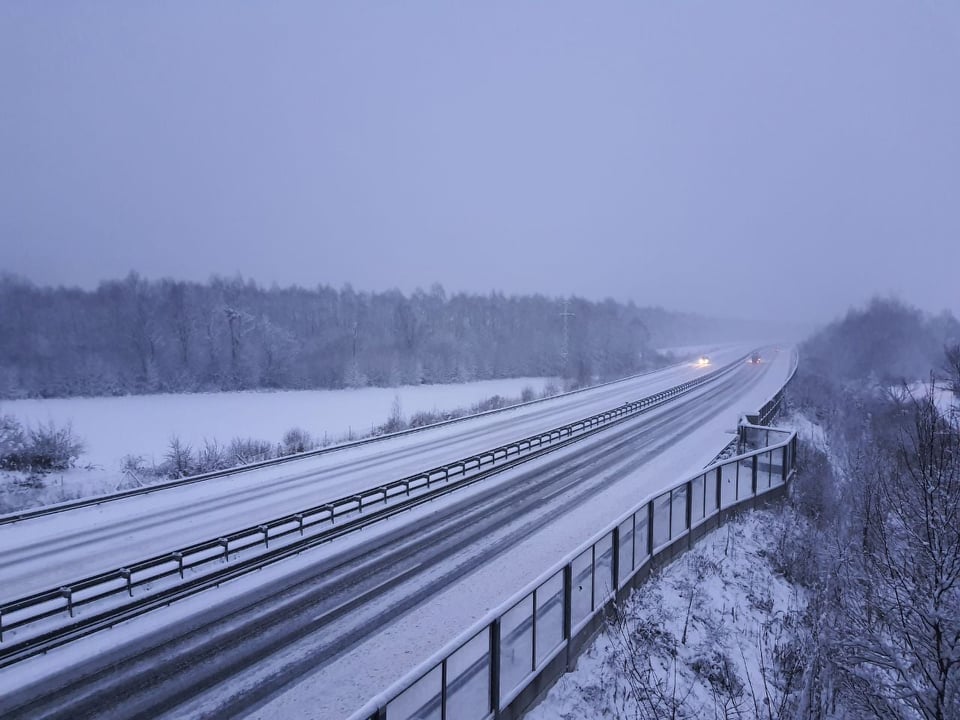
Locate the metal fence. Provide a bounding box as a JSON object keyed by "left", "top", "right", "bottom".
{"left": 349, "top": 431, "right": 798, "bottom": 720}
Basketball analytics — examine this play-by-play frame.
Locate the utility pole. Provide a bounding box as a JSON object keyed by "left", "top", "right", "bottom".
{"left": 559, "top": 297, "right": 575, "bottom": 377}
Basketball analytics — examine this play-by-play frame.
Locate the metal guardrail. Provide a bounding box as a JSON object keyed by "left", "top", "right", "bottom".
{"left": 348, "top": 381, "right": 799, "bottom": 720}
{"left": 0, "top": 354, "right": 751, "bottom": 663}
{"left": 0, "top": 359, "right": 698, "bottom": 526}
{"left": 741, "top": 348, "right": 798, "bottom": 445}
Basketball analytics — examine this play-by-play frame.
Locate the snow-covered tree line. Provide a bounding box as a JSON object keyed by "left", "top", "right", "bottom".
{"left": 0, "top": 273, "right": 768, "bottom": 399}
{"left": 799, "top": 297, "right": 960, "bottom": 387}
{"left": 0, "top": 273, "right": 670, "bottom": 398}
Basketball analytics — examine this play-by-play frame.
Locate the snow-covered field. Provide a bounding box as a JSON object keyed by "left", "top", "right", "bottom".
{"left": 0, "top": 378, "right": 552, "bottom": 472}
{"left": 527, "top": 508, "right": 809, "bottom": 720}
{"left": 0, "top": 378, "right": 552, "bottom": 512}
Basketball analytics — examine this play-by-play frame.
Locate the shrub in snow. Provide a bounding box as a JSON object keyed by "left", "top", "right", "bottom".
{"left": 120, "top": 454, "right": 148, "bottom": 476}
{"left": 0, "top": 414, "right": 26, "bottom": 470}
{"left": 541, "top": 381, "right": 560, "bottom": 399}
{"left": 163, "top": 436, "right": 195, "bottom": 478}
{"left": 196, "top": 438, "right": 231, "bottom": 473}
{"left": 376, "top": 397, "right": 406, "bottom": 435}
{"left": 0, "top": 418, "right": 83, "bottom": 472}
{"left": 474, "top": 395, "right": 507, "bottom": 413}
{"left": 281, "top": 427, "right": 315, "bottom": 454}
{"left": 229, "top": 437, "right": 274, "bottom": 464}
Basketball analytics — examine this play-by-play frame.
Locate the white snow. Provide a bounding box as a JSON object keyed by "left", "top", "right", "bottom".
{"left": 526, "top": 509, "right": 808, "bottom": 720}
{"left": 0, "top": 378, "right": 554, "bottom": 471}
{"left": 0, "top": 351, "right": 761, "bottom": 602}
{"left": 781, "top": 410, "right": 828, "bottom": 453}
{"left": 0, "top": 345, "right": 793, "bottom": 719}
{"left": 0, "top": 377, "right": 552, "bottom": 507}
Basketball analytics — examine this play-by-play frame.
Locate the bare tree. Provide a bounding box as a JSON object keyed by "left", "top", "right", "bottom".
{"left": 833, "top": 386, "right": 960, "bottom": 720}
{"left": 164, "top": 436, "right": 194, "bottom": 479}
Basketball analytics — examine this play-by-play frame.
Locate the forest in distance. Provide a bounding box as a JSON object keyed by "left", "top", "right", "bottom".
{"left": 0, "top": 273, "right": 775, "bottom": 400}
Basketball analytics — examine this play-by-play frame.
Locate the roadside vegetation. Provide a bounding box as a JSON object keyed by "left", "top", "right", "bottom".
{"left": 0, "top": 415, "right": 84, "bottom": 474}
{"left": 121, "top": 382, "right": 561, "bottom": 484}
{"left": 0, "top": 382, "right": 560, "bottom": 514}
{"left": 0, "top": 274, "right": 709, "bottom": 398}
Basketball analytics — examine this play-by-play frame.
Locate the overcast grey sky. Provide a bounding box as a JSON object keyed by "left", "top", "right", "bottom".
{"left": 1, "top": 1, "right": 958, "bottom": 324}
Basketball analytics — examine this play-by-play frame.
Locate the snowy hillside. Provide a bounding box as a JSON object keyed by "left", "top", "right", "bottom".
{"left": 528, "top": 508, "right": 811, "bottom": 719}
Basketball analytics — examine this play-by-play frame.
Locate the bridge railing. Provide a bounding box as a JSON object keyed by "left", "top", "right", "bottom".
{"left": 350, "top": 427, "right": 798, "bottom": 720}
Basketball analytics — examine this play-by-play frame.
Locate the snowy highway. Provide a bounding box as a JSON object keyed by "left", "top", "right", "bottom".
{"left": 0, "top": 345, "right": 752, "bottom": 603}
{"left": 0, "top": 346, "right": 794, "bottom": 719}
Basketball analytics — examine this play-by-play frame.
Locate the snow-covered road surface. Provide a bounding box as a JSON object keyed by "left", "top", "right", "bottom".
{"left": 0, "top": 346, "right": 751, "bottom": 603}
{"left": 0, "top": 346, "right": 793, "bottom": 720}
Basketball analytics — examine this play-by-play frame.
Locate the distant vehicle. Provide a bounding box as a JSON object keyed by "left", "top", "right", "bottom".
{"left": 697, "top": 355, "right": 710, "bottom": 366}
{"left": 750, "top": 352, "right": 762, "bottom": 364}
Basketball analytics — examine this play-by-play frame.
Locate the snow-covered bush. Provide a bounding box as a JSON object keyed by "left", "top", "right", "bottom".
{"left": 229, "top": 437, "right": 274, "bottom": 464}
{"left": 0, "top": 414, "right": 26, "bottom": 469}
{"left": 196, "top": 438, "right": 231, "bottom": 473}
{"left": 281, "top": 427, "right": 315, "bottom": 454}
{"left": 0, "top": 416, "right": 83, "bottom": 472}
{"left": 25, "top": 422, "right": 84, "bottom": 470}
{"left": 163, "top": 436, "right": 194, "bottom": 478}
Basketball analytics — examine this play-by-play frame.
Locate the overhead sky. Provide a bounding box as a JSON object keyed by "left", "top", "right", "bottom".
{"left": 1, "top": 2, "right": 958, "bottom": 325}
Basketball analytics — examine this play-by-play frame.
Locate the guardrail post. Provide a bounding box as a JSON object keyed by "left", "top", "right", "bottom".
{"left": 490, "top": 619, "right": 502, "bottom": 714}
{"left": 1, "top": 609, "right": 4, "bottom": 642}
{"left": 259, "top": 525, "right": 270, "bottom": 549}
{"left": 590, "top": 545, "right": 596, "bottom": 610}
{"left": 685, "top": 480, "right": 693, "bottom": 546}
{"left": 60, "top": 587, "right": 73, "bottom": 618}
{"left": 715, "top": 468, "right": 722, "bottom": 511}
{"left": 611, "top": 527, "right": 620, "bottom": 592}
{"left": 441, "top": 658, "right": 448, "bottom": 720}
{"left": 782, "top": 446, "right": 788, "bottom": 484}
{"left": 751, "top": 455, "right": 758, "bottom": 495}
{"left": 121, "top": 568, "right": 133, "bottom": 597}
{"left": 647, "top": 501, "right": 654, "bottom": 553}
{"left": 562, "top": 562, "right": 574, "bottom": 675}
{"left": 531, "top": 588, "right": 539, "bottom": 672}
{"left": 218, "top": 538, "right": 229, "bottom": 561}
{"left": 172, "top": 551, "right": 184, "bottom": 578}
{"left": 295, "top": 514, "right": 304, "bottom": 535}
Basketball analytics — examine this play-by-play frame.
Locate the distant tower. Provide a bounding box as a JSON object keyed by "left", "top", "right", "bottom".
{"left": 559, "top": 297, "right": 575, "bottom": 376}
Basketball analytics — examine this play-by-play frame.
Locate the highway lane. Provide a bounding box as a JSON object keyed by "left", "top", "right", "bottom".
{"left": 0, "top": 349, "right": 793, "bottom": 719}
{"left": 0, "top": 345, "right": 752, "bottom": 602}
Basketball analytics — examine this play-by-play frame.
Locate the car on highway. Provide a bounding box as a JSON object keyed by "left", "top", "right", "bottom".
{"left": 750, "top": 352, "right": 762, "bottom": 364}
{"left": 697, "top": 355, "right": 710, "bottom": 366}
